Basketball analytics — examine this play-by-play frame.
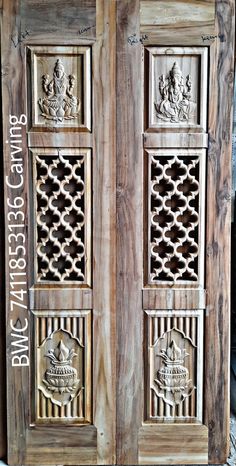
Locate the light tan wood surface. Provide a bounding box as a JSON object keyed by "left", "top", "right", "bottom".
{"left": 140, "top": 0, "right": 216, "bottom": 45}
{"left": 1, "top": 0, "right": 116, "bottom": 464}
{"left": 139, "top": 424, "right": 208, "bottom": 464}
{"left": 0, "top": 0, "right": 235, "bottom": 465}
{"left": 205, "top": 0, "right": 235, "bottom": 463}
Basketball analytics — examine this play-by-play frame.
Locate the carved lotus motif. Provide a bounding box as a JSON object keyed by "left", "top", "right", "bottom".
{"left": 155, "top": 339, "right": 194, "bottom": 406}
{"left": 38, "top": 329, "right": 82, "bottom": 406}
{"left": 43, "top": 340, "right": 79, "bottom": 394}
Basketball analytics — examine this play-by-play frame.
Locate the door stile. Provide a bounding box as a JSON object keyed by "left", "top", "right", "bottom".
{"left": 205, "top": 0, "right": 235, "bottom": 463}
{"left": 116, "top": 1, "right": 143, "bottom": 464}
{"left": 93, "top": 0, "right": 116, "bottom": 464}
{"left": 2, "top": 1, "right": 29, "bottom": 463}
{"left": 0, "top": 0, "right": 6, "bottom": 457}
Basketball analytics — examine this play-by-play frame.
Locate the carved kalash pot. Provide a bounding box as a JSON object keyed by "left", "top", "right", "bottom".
{"left": 157, "top": 340, "right": 190, "bottom": 401}
{"left": 44, "top": 340, "right": 79, "bottom": 394}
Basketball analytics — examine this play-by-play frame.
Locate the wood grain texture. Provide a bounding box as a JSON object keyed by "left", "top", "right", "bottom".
{"left": 28, "top": 132, "right": 93, "bottom": 148}
{"left": 140, "top": 1, "right": 215, "bottom": 27}
{"left": 140, "top": 0, "right": 216, "bottom": 46}
{"left": 25, "top": 425, "right": 97, "bottom": 465}
{"left": 29, "top": 288, "right": 92, "bottom": 310}
{"left": 205, "top": 0, "right": 235, "bottom": 463}
{"left": 20, "top": 0, "right": 96, "bottom": 42}
{"left": 138, "top": 424, "right": 208, "bottom": 464}
{"left": 2, "top": 1, "right": 29, "bottom": 463}
{"left": 92, "top": 0, "right": 116, "bottom": 463}
{"left": 144, "top": 132, "right": 208, "bottom": 148}
{"left": 1, "top": 0, "right": 116, "bottom": 464}
{"left": 143, "top": 288, "right": 206, "bottom": 310}
{"left": 0, "top": 0, "right": 6, "bottom": 458}
{"left": 116, "top": 0, "right": 143, "bottom": 464}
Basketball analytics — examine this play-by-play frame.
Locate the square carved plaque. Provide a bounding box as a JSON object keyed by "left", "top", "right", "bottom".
{"left": 28, "top": 46, "right": 91, "bottom": 131}
{"left": 146, "top": 47, "right": 208, "bottom": 132}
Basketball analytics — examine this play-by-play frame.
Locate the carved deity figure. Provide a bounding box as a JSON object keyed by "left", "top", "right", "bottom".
{"left": 155, "top": 62, "right": 193, "bottom": 123}
{"left": 38, "top": 58, "right": 80, "bottom": 122}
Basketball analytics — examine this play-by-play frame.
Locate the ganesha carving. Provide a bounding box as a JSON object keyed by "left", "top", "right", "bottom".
{"left": 154, "top": 62, "right": 195, "bottom": 124}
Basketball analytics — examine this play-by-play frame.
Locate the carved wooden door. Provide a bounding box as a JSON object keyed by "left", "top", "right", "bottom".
{"left": 1, "top": 1, "right": 116, "bottom": 465}
{"left": 116, "top": 1, "right": 234, "bottom": 465}
{"left": 1, "top": 0, "right": 235, "bottom": 465}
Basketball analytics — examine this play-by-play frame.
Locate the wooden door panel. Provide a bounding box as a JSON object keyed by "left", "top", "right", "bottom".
{"left": 1, "top": 1, "right": 116, "bottom": 464}
{"left": 142, "top": 37, "right": 208, "bottom": 466}
{"left": 1, "top": 1, "right": 234, "bottom": 465}
{"left": 144, "top": 310, "right": 204, "bottom": 423}
{"left": 116, "top": 0, "right": 234, "bottom": 465}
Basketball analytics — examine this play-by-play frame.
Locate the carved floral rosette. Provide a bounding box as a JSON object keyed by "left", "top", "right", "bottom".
{"left": 38, "top": 329, "right": 83, "bottom": 406}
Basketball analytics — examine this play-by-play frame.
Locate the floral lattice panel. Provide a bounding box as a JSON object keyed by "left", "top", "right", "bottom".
{"left": 146, "top": 149, "right": 206, "bottom": 286}
{"left": 28, "top": 45, "right": 91, "bottom": 130}
{"left": 146, "top": 46, "right": 208, "bottom": 131}
{"left": 31, "top": 148, "right": 91, "bottom": 285}
{"left": 33, "top": 310, "right": 91, "bottom": 424}
{"left": 144, "top": 310, "right": 203, "bottom": 422}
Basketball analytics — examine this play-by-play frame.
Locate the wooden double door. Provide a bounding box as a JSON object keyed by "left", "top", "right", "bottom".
{"left": 1, "top": 0, "right": 235, "bottom": 464}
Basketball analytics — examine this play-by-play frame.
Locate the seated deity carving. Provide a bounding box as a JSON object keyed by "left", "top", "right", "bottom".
{"left": 154, "top": 62, "right": 195, "bottom": 124}
{"left": 38, "top": 58, "right": 80, "bottom": 122}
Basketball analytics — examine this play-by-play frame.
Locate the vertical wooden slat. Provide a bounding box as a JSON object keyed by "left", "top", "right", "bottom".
{"left": 93, "top": 0, "right": 116, "bottom": 463}
{"left": 205, "top": 0, "right": 235, "bottom": 462}
{"left": 116, "top": 1, "right": 142, "bottom": 463}
{"left": 0, "top": 1, "right": 6, "bottom": 454}
{"left": 2, "top": 1, "right": 29, "bottom": 463}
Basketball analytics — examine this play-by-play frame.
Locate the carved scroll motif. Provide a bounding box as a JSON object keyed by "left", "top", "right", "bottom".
{"left": 154, "top": 62, "right": 195, "bottom": 124}
{"left": 35, "top": 151, "right": 90, "bottom": 283}
{"left": 38, "top": 58, "right": 80, "bottom": 122}
{"left": 149, "top": 153, "right": 200, "bottom": 283}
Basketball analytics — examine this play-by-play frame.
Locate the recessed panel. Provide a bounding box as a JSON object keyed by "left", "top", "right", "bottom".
{"left": 28, "top": 46, "right": 91, "bottom": 130}
{"left": 145, "top": 149, "right": 206, "bottom": 287}
{"left": 146, "top": 47, "right": 208, "bottom": 131}
{"left": 144, "top": 310, "right": 203, "bottom": 423}
{"left": 33, "top": 310, "right": 91, "bottom": 424}
{"left": 31, "top": 148, "right": 91, "bottom": 285}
